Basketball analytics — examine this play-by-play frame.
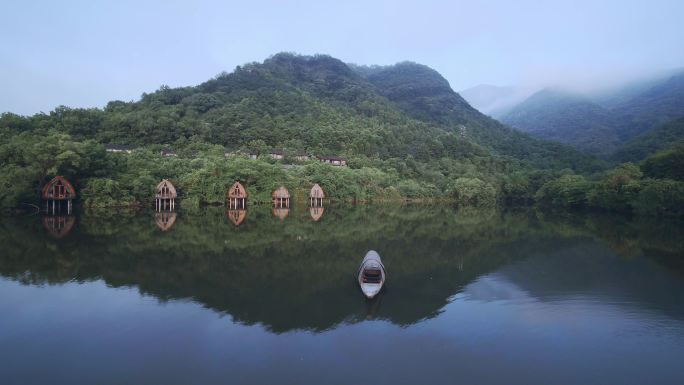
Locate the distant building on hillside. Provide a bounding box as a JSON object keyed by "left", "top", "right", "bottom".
{"left": 269, "top": 150, "right": 284, "bottom": 160}
{"left": 160, "top": 149, "right": 177, "bottom": 157}
{"left": 105, "top": 144, "right": 136, "bottom": 154}
{"left": 294, "top": 152, "right": 310, "bottom": 162}
{"left": 317, "top": 156, "right": 347, "bottom": 166}
{"left": 224, "top": 147, "right": 237, "bottom": 157}
{"left": 238, "top": 149, "right": 258, "bottom": 159}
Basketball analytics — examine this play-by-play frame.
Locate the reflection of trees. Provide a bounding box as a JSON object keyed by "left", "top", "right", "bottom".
{"left": 0, "top": 206, "right": 682, "bottom": 333}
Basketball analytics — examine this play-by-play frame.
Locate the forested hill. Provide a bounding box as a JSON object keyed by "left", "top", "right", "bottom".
{"left": 501, "top": 88, "right": 622, "bottom": 155}
{"left": 2, "top": 53, "right": 683, "bottom": 216}
{"left": 1, "top": 53, "right": 596, "bottom": 171}
{"left": 611, "top": 71, "right": 684, "bottom": 140}
{"left": 356, "top": 62, "right": 594, "bottom": 168}
{"left": 612, "top": 117, "right": 684, "bottom": 163}
{"left": 496, "top": 70, "right": 684, "bottom": 161}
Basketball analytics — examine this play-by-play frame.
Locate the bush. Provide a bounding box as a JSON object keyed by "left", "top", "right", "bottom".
{"left": 588, "top": 163, "right": 642, "bottom": 212}
{"left": 447, "top": 177, "right": 497, "bottom": 207}
{"left": 535, "top": 174, "right": 591, "bottom": 207}
{"left": 632, "top": 179, "right": 684, "bottom": 217}
{"left": 641, "top": 143, "right": 684, "bottom": 181}
{"left": 81, "top": 178, "right": 135, "bottom": 207}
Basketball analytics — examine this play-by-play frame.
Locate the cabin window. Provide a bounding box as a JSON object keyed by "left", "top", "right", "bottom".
{"left": 53, "top": 182, "right": 65, "bottom": 198}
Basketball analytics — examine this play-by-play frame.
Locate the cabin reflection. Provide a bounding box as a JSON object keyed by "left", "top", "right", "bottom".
{"left": 273, "top": 207, "right": 289, "bottom": 220}
{"left": 309, "top": 206, "right": 324, "bottom": 221}
{"left": 154, "top": 211, "right": 177, "bottom": 231}
{"left": 42, "top": 215, "right": 76, "bottom": 238}
{"left": 227, "top": 209, "right": 247, "bottom": 226}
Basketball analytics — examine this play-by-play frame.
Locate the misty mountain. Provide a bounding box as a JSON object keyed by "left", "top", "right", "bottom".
{"left": 611, "top": 71, "right": 684, "bottom": 140}
{"left": 496, "top": 70, "right": 684, "bottom": 159}
{"left": 460, "top": 84, "right": 537, "bottom": 118}
{"left": 500, "top": 88, "right": 622, "bottom": 155}
{"left": 353, "top": 62, "right": 594, "bottom": 167}
{"left": 591, "top": 68, "right": 684, "bottom": 109}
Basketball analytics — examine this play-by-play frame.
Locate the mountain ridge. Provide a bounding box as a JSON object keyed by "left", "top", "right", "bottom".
{"left": 3, "top": 52, "right": 596, "bottom": 171}
{"left": 486, "top": 70, "right": 684, "bottom": 160}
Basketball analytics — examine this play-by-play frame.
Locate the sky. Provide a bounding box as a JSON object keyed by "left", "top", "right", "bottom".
{"left": 1, "top": 0, "right": 683, "bottom": 115}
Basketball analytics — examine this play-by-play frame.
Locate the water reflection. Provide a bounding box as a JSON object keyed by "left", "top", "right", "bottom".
{"left": 2, "top": 206, "right": 684, "bottom": 334}
{"left": 41, "top": 215, "right": 75, "bottom": 238}
{"left": 226, "top": 209, "right": 247, "bottom": 226}
{"left": 310, "top": 206, "right": 324, "bottom": 221}
{"left": 154, "top": 211, "right": 177, "bottom": 231}
{"left": 272, "top": 207, "right": 289, "bottom": 220}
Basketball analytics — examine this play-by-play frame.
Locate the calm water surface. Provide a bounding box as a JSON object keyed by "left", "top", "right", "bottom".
{"left": 1, "top": 206, "right": 683, "bottom": 384}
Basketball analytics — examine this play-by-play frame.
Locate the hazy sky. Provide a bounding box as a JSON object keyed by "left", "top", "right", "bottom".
{"left": 2, "top": 0, "right": 683, "bottom": 115}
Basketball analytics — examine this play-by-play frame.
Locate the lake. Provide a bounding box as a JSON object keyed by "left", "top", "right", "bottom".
{"left": 1, "top": 205, "right": 683, "bottom": 384}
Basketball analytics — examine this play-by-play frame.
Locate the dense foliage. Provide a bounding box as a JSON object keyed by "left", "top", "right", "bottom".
{"left": 0, "top": 130, "right": 531, "bottom": 209}
{"left": 502, "top": 89, "right": 621, "bottom": 155}
{"left": 612, "top": 117, "right": 684, "bottom": 163}
{"left": 535, "top": 152, "right": 684, "bottom": 217}
{"left": 0, "top": 53, "right": 681, "bottom": 216}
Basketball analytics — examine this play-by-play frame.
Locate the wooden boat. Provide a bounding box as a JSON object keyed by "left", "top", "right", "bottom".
{"left": 357, "top": 250, "right": 386, "bottom": 299}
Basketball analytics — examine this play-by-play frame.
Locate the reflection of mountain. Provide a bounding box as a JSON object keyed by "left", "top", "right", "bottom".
{"left": 492, "top": 238, "right": 684, "bottom": 320}
{"left": 0, "top": 207, "right": 682, "bottom": 333}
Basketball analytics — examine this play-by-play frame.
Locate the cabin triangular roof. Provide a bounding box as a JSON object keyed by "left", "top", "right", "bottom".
{"left": 272, "top": 186, "right": 290, "bottom": 198}
{"left": 227, "top": 181, "right": 247, "bottom": 198}
{"left": 155, "top": 179, "right": 177, "bottom": 197}
{"left": 310, "top": 183, "right": 324, "bottom": 198}
{"left": 41, "top": 176, "right": 76, "bottom": 199}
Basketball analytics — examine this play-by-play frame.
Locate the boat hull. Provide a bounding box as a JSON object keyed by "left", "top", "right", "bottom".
{"left": 358, "top": 250, "right": 386, "bottom": 299}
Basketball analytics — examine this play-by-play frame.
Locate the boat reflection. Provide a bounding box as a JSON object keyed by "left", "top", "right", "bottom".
{"left": 365, "top": 292, "right": 383, "bottom": 320}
